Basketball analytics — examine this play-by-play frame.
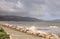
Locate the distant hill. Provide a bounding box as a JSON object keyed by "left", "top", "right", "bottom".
{"left": 0, "top": 15, "right": 40, "bottom": 21}
{"left": 50, "top": 19, "right": 60, "bottom": 22}
{"left": 42, "top": 19, "right": 60, "bottom": 22}
{"left": 0, "top": 15, "right": 60, "bottom": 22}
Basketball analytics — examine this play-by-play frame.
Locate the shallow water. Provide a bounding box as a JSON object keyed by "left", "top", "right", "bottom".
{"left": 0, "top": 21, "right": 60, "bottom": 36}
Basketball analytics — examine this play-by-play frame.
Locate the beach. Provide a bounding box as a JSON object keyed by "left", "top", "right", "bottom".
{"left": 0, "top": 21, "right": 60, "bottom": 39}
{"left": 1, "top": 25, "right": 46, "bottom": 39}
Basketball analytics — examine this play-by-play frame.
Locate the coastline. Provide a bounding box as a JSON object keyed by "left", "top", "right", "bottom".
{"left": 0, "top": 23, "right": 60, "bottom": 39}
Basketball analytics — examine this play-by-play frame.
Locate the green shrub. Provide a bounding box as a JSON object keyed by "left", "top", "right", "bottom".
{"left": 0, "top": 28, "right": 10, "bottom": 39}
{"left": 0, "top": 32, "right": 10, "bottom": 39}
{"left": 0, "top": 28, "right": 4, "bottom": 32}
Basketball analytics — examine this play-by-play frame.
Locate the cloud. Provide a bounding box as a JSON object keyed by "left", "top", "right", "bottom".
{"left": 0, "top": 0, "right": 15, "bottom": 12}
{"left": 0, "top": 0, "right": 25, "bottom": 12}
{"left": 0, "top": 0, "right": 60, "bottom": 20}
{"left": 16, "top": 1, "right": 23, "bottom": 8}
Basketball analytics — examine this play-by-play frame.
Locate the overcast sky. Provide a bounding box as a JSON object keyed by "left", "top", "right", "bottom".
{"left": 0, "top": 0, "right": 60, "bottom": 20}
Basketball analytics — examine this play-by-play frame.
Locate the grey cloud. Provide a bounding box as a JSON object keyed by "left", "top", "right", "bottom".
{"left": 0, "top": 0, "right": 60, "bottom": 20}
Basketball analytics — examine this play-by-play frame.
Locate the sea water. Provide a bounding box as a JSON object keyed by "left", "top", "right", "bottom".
{"left": 0, "top": 21, "right": 60, "bottom": 36}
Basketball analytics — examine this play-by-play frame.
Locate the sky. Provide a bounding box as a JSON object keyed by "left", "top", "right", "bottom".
{"left": 0, "top": 0, "right": 60, "bottom": 20}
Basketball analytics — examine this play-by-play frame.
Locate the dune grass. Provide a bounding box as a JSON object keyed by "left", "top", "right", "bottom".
{"left": 0, "top": 28, "right": 10, "bottom": 39}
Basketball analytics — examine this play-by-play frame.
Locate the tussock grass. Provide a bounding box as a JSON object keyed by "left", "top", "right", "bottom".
{"left": 0, "top": 27, "right": 10, "bottom": 39}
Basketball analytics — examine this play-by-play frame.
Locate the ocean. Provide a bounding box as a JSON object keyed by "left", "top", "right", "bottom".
{"left": 0, "top": 21, "right": 60, "bottom": 36}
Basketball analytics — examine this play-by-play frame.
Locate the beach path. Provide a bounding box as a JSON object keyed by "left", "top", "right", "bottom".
{"left": 0, "top": 26, "right": 47, "bottom": 39}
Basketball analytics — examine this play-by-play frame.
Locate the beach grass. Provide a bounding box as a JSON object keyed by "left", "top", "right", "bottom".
{"left": 0, "top": 27, "right": 10, "bottom": 39}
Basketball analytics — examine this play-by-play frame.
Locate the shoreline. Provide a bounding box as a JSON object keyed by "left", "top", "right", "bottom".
{"left": 0, "top": 23, "right": 60, "bottom": 39}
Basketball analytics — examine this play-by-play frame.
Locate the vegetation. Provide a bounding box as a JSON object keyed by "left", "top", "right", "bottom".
{"left": 0, "top": 28, "right": 4, "bottom": 32}
{"left": 0, "top": 28, "right": 10, "bottom": 39}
